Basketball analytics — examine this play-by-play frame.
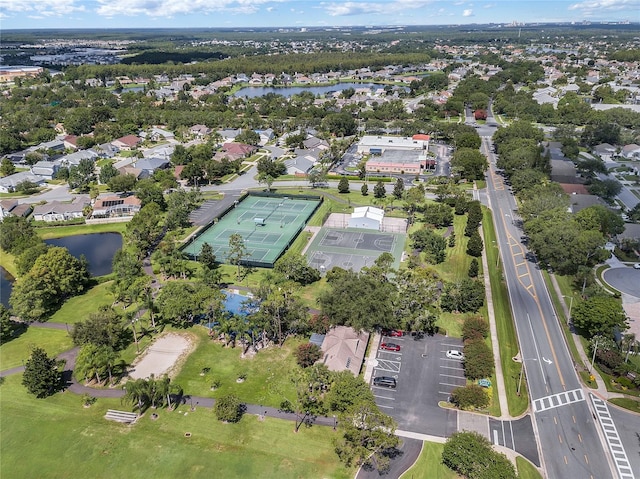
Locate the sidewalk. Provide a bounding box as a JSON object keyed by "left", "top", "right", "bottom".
{"left": 548, "top": 274, "right": 623, "bottom": 400}
{"left": 480, "top": 226, "right": 511, "bottom": 418}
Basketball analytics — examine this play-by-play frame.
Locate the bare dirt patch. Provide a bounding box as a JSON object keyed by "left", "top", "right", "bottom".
{"left": 128, "top": 332, "right": 196, "bottom": 379}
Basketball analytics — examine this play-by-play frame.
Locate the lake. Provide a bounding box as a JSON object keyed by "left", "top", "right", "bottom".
{"left": 234, "top": 82, "right": 402, "bottom": 98}
{"left": 0, "top": 266, "right": 13, "bottom": 308}
{"left": 45, "top": 232, "right": 123, "bottom": 277}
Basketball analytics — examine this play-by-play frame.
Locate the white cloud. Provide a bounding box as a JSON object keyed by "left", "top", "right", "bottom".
{"left": 94, "top": 0, "right": 280, "bottom": 18}
{"left": 463, "top": 8, "right": 473, "bottom": 16}
{"left": 0, "top": 0, "right": 85, "bottom": 16}
{"left": 322, "top": 1, "right": 435, "bottom": 17}
{"left": 483, "top": 2, "right": 496, "bottom": 8}
{"left": 568, "top": 0, "right": 640, "bottom": 12}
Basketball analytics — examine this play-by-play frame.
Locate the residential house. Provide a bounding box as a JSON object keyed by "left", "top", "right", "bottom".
{"left": 256, "top": 128, "right": 275, "bottom": 146}
{"left": 93, "top": 143, "right": 119, "bottom": 158}
{"left": 303, "top": 136, "right": 329, "bottom": 151}
{"left": 284, "top": 156, "right": 315, "bottom": 176}
{"left": 32, "top": 197, "right": 88, "bottom": 222}
{"left": 218, "top": 129, "right": 242, "bottom": 142}
{"left": 318, "top": 326, "right": 370, "bottom": 376}
{"left": 91, "top": 195, "right": 142, "bottom": 218}
{"left": 133, "top": 158, "right": 170, "bottom": 178}
{"left": 593, "top": 143, "right": 617, "bottom": 162}
{"left": 59, "top": 150, "right": 98, "bottom": 167}
{"left": 0, "top": 199, "right": 18, "bottom": 220}
{"left": 142, "top": 144, "right": 174, "bottom": 159}
{"left": 621, "top": 144, "right": 640, "bottom": 160}
{"left": 63, "top": 135, "right": 79, "bottom": 150}
{"left": 30, "top": 161, "right": 59, "bottom": 180}
{"left": 112, "top": 135, "right": 141, "bottom": 151}
{"left": 36, "top": 139, "right": 65, "bottom": 153}
{"left": 0, "top": 171, "right": 44, "bottom": 193}
{"left": 190, "top": 124, "right": 212, "bottom": 138}
{"left": 148, "top": 127, "right": 175, "bottom": 142}
{"left": 222, "top": 143, "right": 257, "bottom": 157}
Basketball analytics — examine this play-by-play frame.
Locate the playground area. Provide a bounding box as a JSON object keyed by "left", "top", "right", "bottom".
{"left": 305, "top": 227, "right": 405, "bottom": 273}
{"left": 182, "top": 194, "right": 321, "bottom": 268}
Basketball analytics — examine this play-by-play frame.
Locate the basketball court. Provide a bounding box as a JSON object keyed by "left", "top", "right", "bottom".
{"left": 305, "top": 227, "right": 405, "bottom": 273}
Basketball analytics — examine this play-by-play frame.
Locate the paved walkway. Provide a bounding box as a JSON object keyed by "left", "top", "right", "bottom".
{"left": 480, "top": 226, "right": 510, "bottom": 418}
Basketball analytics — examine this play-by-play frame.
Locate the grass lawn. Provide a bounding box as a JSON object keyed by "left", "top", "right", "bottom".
{"left": 36, "top": 222, "right": 127, "bottom": 239}
{"left": 0, "top": 249, "right": 18, "bottom": 277}
{"left": 516, "top": 457, "right": 543, "bottom": 479}
{"left": 48, "top": 281, "right": 115, "bottom": 324}
{"left": 609, "top": 397, "right": 640, "bottom": 413}
{"left": 400, "top": 441, "right": 459, "bottom": 478}
{"left": 0, "top": 328, "right": 73, "bottom": 370}
{"left": 0, "top": 375, "right": 351, "bottom": 479}
{"left": 172, "top": 326, "right": 301, "bottom": 407}
{"left": 483, "top": 209, "right": 528, "bottom": 417}
{"left": 433, "top": 213, "right": 471, "bottom": 283}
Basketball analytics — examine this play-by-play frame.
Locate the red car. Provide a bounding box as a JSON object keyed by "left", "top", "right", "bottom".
{"left": 380, "top": 342, "right": 401, "bottom": 352}
{"left": 382, "top": 329, "right": 403, "bottom": 337}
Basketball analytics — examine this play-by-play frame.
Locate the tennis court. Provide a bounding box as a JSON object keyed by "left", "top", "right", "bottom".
{"left": 306, "top": 227, "right": 405, "bottom": 273}
{"left": 183, "top": 194, "right": 321, "bottom": 268}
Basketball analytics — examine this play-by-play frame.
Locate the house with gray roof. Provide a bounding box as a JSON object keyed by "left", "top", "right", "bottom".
{"left": 30, "top": 161, "right": 59, "bottom": 180}
{"left": 32, "top": 197, "right": 89, "bottom": 222}
{"left": 0, "top": 171, "right": 45, "bottom": 193}
{"left": 284, "top": 156, "right": 315, "bottom": 176}
{"left": 133, "top": 158, "right": 170, "bottom": 178}
{"left": 60, "top": 150, "right": 98, "bottom": 167}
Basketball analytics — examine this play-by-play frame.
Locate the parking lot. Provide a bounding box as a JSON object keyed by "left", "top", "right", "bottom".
{"left": 370, "top": 333, "right": 464, "bottom": 436}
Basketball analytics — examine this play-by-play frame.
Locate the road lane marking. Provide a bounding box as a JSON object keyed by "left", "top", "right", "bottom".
{"left": 527, "top": 314, "right": 548, "bottom": 386}
{"left": 590, "top": 394, "right": 634, "bottom": 479}
{"left": 533, "top": 389, "right": 584, "bottom": 412}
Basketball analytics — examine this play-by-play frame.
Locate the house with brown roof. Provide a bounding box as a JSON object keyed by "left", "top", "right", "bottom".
{"left": 222, "top": 143, "right": 257, "bottom": 157}
{"left": 318, "top": 326, "right": 370, "bottom": 376}
{"left": 112, "top": 135, "right": 141, "bottom": 151}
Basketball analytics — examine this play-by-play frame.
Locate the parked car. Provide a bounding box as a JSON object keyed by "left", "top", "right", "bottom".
{"left": 382, "top": 329, "right": 403, "bottom": 337}
{"left": 446, "top": 349, "right": 464, "bottom": 360}
{"left": 633, "top": 263, "right": 640, "bottom": 270}
{"left": 380, "top": 342, "right": 401, "bottom": 352}
{"left": 373, "top": 376, "right": 396, "bottom": 389}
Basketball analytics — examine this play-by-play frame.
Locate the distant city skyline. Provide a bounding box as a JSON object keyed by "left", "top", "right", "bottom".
{"left": 1, "top": 0, "right": 638, "bottom": 30}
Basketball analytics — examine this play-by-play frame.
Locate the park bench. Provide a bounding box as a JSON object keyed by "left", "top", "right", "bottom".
{"left": 105, "top": 409, "right": 139, "bottom": 424}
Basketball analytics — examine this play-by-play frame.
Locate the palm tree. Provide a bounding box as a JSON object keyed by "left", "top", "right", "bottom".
{"left": 123, "top": 378, "right": 149, "bottom": 412}
{"left": 622, "top": 333, "right": 637, "bottom": 363}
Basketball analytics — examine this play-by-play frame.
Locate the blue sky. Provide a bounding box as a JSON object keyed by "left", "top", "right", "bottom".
{"left": 1, "top": 0, "right": 638, "bottom": 30}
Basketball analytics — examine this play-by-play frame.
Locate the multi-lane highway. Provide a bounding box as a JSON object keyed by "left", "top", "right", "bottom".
{"left": 482, "top": 135, "right": 624, "bottom": 479}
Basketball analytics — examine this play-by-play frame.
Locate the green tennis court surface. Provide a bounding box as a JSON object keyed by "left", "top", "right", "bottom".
{"left": 183, "top": 194, "right": 321, "bottom": 267}
{"left": 305, "top": 227, "right": 406, "bottom": 273}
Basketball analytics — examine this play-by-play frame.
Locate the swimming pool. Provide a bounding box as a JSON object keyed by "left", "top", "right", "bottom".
{"left": 223, "top": 290, "right": 257, "bottom": 316}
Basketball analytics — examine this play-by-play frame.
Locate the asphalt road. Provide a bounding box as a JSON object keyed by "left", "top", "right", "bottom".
{"left": 483, "top": 135, "right": 616, "bottom": 479}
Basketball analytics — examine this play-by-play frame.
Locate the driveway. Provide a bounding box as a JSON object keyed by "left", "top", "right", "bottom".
{"left": 602, "top": 266, "right": 640, "bottom": 298}
{"left": 370, "top": 333, "right": 460, "bottom": 437}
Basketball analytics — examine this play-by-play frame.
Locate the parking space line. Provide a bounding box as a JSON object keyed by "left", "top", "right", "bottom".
{"left": 440, "top": 381, "right": 465, "bottom": 388}
{"left": 439, "top": 391, "right": 454, "bottom": 395}
{"left": 375, "top": 367, "right": 400, "bottom": 374}
{"left": 373, "top": 394, "right": 395, "bottom": 400}
{"left": 441, "top": 344, "right": 462, "bottom": 348}
{"left": 378, "top": 351, "right": 402, "bottom": 357}
{"left": 377, "top": 404, "right": 394, "bottom": 409}
{"left": 440, "top": 373, "right": 465, "bottom": 379}
{"left": 440, "top": 365, "right": 464, "bottom": 370}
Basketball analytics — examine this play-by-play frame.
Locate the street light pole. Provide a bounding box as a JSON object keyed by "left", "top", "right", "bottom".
{"left": 590, "top": 336, "right": 599, "bottom": 374}
{"left": 517, "top": 358, "right": 537, "bottom": 396}
{"left": 564, "top": 295, "right": 574, "bottom": 323}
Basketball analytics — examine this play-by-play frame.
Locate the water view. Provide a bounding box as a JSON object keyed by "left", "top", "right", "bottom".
{"left": 234, "top": 82, "right": 401, "bottom": 98}
{"left": 0, "top": 266, "right": 13, "bottom": 308}
{"left": 45, "top": 232, "right": 123, "bottom": 277}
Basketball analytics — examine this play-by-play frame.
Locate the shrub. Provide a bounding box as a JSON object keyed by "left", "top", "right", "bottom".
{"left": 468, "top": 258, "right": 479, "bottom": 278}
{"left": 596, "top": 348, "right": 623, "bottom": 374}
{"left": 294, "top": 343, "right": 323, "bottom": 368}
{"left": 466, "top": 229, "right": 483, "bottom": 257}
{"left": 442, "top": 431, "right": 517, "bottom": 479}
{"left": 463, "top": 338, "right": 494, "bottom": 380}
{"left": 462, "top": 316, "right": 489, "bottom": 341}
{"left": 214, "top": 394, "right": 244, "bottom": 423}
{"left": 451, "top": 384, "right": 489, "bottom": 409}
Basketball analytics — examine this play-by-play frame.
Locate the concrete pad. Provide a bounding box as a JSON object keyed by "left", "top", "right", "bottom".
{"left": 458, "top": 411, "right": 490, "bottom": 439}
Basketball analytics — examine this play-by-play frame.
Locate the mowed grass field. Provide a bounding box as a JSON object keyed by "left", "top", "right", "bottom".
{"left": 172, "top": 327, "right": 301, "bottom": 407}
{"left": 0, "top": 327, "right": 73, "bottom": 370}
{"left": 0, "top": 374, "right": 352, "bottom": 479}
{"left": 48, "top": 281, "right": 115, "bottom": 324}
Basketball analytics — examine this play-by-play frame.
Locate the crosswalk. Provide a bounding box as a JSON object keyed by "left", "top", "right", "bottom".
{"left": 533, "top": 388, "right": 585, "bottom": 413}
{"left": 590, "top": 395, "right": 634, "bottom": 479}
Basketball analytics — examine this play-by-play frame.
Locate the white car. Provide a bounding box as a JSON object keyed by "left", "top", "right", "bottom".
{"left": 634, "top": 263, "right": 640, "bottom": 270}
{"left": 446, "top": 350, "right": 464, "bottom": 360}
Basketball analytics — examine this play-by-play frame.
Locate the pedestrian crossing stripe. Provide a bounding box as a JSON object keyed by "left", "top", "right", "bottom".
{"left": 590, "top": 395, "right": 634, "bottom": 479}
{"left": 533, "top": 388, "right": 585, "bottom": 413}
